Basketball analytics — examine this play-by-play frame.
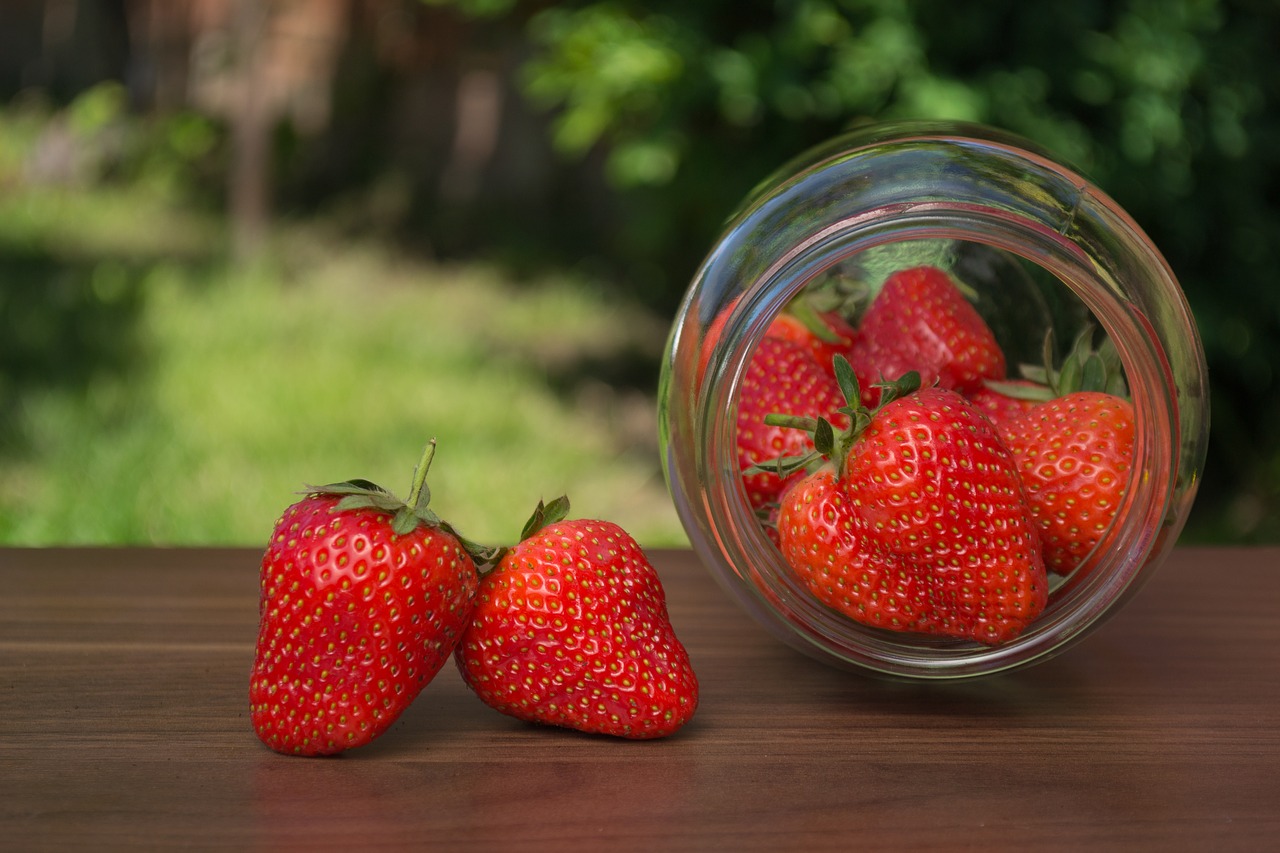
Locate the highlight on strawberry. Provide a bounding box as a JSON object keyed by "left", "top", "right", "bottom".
{"left": 249, "top": 440, "right": 480, "bottom": 756}
{"left": 454, "top": 496, "right": 700, "bottom": 740}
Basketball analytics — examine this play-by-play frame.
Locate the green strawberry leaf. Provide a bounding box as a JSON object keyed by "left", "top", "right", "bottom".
{"left": 306, "top": 478, "right": 393, "bottom": 497}
{"left": 391, "top": 505, "right": 419, "bottom": 537}
{"left": 875, "top": 370, "right": 921, "bottom": 408}
{"left": 520, "top": 495, "right": 571, "bottom": 542}
{"left": 982, "top": 378, "right": 1055, "bottom": 402}
{"left": 833, "top": 355, "right": 861, "bottom": 408}
{"left": 787, "top": 297, "right": 845, "bottom": 344}
{"left": 813, "top": 417, "right": 835, "bottom": 457}
{"left": 742, "top": 452, "right": 821, "bottom": 479}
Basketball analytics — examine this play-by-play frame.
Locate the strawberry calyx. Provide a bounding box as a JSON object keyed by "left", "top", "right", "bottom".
{"left": 468, "top": 494, "right": 572, "bottom": 573}
{"left": 746, "top": 357, "right": 921, "bottom": 480}
{"left": 517, "top": 494, "right": 571, "bottom": 541}
{"left": 304, "top": 438, "right": 500, "bottom": 565}
{"left": 786, "top": 271, "right": 872, "bottom": 336}
{"left": 306, "top": 440, "right": 444, "bottom": 536}
{"left": 984, "top": 325, "right": 1129, "bottom": 402}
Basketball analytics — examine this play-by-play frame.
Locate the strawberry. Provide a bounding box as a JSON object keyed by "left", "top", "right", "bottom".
{"left": 768, "top": 364, "right": 1047, "bottom": 645}
{"left": 454, "top": 498, "right": 699, "bottom": 739}
{"left": 1001, "top": 391, "right": 1135, "bottom": 576}
{"left": 249, "top": 440, "right": 479, "bottom": 756}
{"left": 766, "top": 308, "right": 859, "bottom": 374}
{"left": 846, "top": 265, "right": 1006, "bottom": 404}
{"left": 737, "top": 336, "right": 848, "bottom": 511}
{"left": 976, "top": 326, "right": 1135, "bottom": 577}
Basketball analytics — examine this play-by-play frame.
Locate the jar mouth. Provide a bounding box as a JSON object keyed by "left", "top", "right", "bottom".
{"left": 661, "top": 124, "right": 1209, "bottom": 679}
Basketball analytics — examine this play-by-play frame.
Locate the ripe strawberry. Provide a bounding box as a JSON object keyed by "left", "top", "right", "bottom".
{"left": 766, "top": 309, "right": 859, "bottom": 374}
{"left": 455, "top": 498, "right": 699, "bottom": 739}
{"left": 1001, "top": 391, "right": 1135, "bottom": 576}
{"left": 250, "top": 441, "right": 479, "bottom": 756}
{"left": 737, "top": 336, "right": 848, "bottom": 511}
{"left": 771, "top": 364, "right": 1047, "bottom": 645}
{"left": 846, "top": 265, "right": 1006, "bottom": 404}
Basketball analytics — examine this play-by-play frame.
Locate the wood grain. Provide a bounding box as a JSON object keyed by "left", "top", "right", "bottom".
{"left": 1, "top": 546, "right": 1277, "bottom": 851}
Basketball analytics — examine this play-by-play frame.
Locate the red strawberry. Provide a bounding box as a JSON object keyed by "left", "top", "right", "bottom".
{"left": 737, "top": 336, "right": 848, "bottom": 511}
{"left": 847, "top": 265, "right": 1005, "bottom": 404}
{"left": 766, "top": 309, "right": 859, "bottom": 375}
{"left": 250, "top": 441, "right": 479, "bottom": 756}
{"left": 455, "top": 498, "right": 699, "bottom": 739}
{"left": 773, "top": 366, "right": 1047, "bottom": 645}
{"left": 1001, "top": 391, "right": 1135, "bottom": 576}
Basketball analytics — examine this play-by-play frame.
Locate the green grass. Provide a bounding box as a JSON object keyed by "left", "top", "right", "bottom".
{"left": 0, "top": 193, "right": 688, "bottom": 548}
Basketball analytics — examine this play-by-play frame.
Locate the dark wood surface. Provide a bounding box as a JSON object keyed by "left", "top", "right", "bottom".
{"left": 2, "top": 545, "right": 1278, "bottom": 851}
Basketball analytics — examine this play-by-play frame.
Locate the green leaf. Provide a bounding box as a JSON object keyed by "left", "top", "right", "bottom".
{"left": 334, "top": 494, "right": 380, "bottom": 513}
{"left": 1018, "top": 364, "right": 1051, "bottom": 385}
{"left": 742, "top": 452, "right": 818, "bottom": 479}
{"left": 1040, "top": 328, "right": 1059, "bottom": 391}
{"left": 833, "top": 355, "right": 861, "bottom": 407}
{"left": 981, "top": 378, "right": 1054, "bottom": 402}
{"left": 306, "top": 478, "right": 392, "bottom": 497}
{"left": 788, "top": 298, "right": 844, "bottom": 344}
{"left": 1081, "top": 352, "right": 1107, "bottom": 391}
{"left": 813, "top": 417, "right": 835, "bottom": 456}
{"left": 519, "top": 495, "right": 571, "bottom": 541}
{"left": 1058, "top": 354, "right": 1082, "bottom": 395}
{"left": 391, "top": 506, "right": 419, "bottom": 536}
{"left": 877, "top": 371, "right": 921, "bottom": 407}
{"left": 1107, "top": 373, "right": 1130, "bottom": 398}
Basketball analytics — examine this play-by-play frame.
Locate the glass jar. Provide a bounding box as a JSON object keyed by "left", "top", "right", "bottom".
{"left": 658, "top": 120, "right": 1210, "bottom": 679}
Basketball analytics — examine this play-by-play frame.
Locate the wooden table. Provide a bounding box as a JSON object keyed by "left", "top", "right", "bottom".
{"left": 2, "top": 546, "right": 1277, "bottom": 851}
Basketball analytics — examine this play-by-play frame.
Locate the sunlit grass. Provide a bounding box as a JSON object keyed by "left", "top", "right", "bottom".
{"left": 0, "top": 207, "right": 688, "bottom": 547}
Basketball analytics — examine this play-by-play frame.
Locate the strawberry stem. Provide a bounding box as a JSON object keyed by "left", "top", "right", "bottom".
{"left": 406, "top": 438, "right": 438, "bottom": 516}
{"left": 787, "top": 297, "right": 845, "bottom": 344}
{"left": 763, "top": 414, "right": 820, "bottom": 432}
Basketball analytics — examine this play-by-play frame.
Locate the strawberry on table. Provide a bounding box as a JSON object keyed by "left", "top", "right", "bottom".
{"left": 455, "top": 498, "right": 699, "bottom": 739}
{"left": 846, "top": 265, "right": 1006, "bottom": 404}
{"left": 249, "top": 440, "right": 479, "bottom": 756}
{"left": 765, "top": 363, "right": 1048, "bottom": 645}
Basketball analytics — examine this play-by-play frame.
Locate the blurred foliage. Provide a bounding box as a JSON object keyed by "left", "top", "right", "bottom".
{"left": 0, "top": 84, "right": 223, "bottom": 467}
{"left": 426, "top": 0, "right": 1279, "bottom": 541}
{"left": 0, "top": 79, "right": 683, "bottom": 546}
{"left": 4, "top": 0, "right": 1279, "bottom": 542}
{"left": 0, "top": 150, "right": 679, "bottom": 546}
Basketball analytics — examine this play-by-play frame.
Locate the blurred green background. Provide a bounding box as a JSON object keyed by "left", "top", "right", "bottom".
{"left": 1, "top": 0, "right": 1276, "bottom": 547}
